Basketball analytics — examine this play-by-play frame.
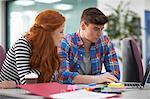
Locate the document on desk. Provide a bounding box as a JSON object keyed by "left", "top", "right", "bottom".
{"left": 50, "top": 90, "right": 116, "bottom": 99}
{"left": 17, "top": 82, "right": 68, "bottom": 98}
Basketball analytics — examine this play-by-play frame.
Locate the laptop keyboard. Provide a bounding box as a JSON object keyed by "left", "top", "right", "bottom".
{"left": 124, "top": 83, "right": 143, "bottom": 88}
{"left": 124, "top": 83, "right": 141, "bottom": 86}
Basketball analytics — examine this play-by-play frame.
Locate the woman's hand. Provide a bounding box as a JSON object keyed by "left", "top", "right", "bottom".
{"left": 0, "top": 81, "right": 16, "bottom": 89}
{"left": 94, "top": 72, "right": 119, "bottom": 83}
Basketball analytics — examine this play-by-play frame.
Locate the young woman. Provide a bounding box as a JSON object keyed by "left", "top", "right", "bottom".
{"left": 0, "top": 9, "right": 65, "bottom": 88}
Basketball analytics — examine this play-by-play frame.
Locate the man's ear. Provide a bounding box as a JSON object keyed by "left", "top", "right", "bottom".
{"left": 80, "top": 21, "right": 86, "bottom": 30}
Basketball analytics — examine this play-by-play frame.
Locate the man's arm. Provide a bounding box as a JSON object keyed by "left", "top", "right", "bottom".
{"left": 103, "top": 36, "right": 120, "bottom": 80}
{"left": 73, "top": 72, "right": 119, "bottom": 84}
{"left": 58, "top": 38, "right": 79, "bottom": 84}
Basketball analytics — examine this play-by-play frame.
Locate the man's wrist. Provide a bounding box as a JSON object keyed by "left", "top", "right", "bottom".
{"left": 92, "top": 76, "right": 98, "bottom": 83}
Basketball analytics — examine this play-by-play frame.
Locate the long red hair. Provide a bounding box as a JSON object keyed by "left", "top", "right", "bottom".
{"left": 25, "top": 10, "right": 65, "bottom": 83}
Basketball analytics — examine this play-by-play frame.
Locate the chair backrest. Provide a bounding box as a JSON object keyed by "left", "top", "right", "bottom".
{"left": 0, "top": 45, "right": 5, "bottom": 69}
{"left": 121, "top": 38, "right": 143, "bottom": 82}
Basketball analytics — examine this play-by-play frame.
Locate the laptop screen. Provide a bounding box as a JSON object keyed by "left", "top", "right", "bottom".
{"left": 141, "top": 64, "right": 150, "bottom": 86}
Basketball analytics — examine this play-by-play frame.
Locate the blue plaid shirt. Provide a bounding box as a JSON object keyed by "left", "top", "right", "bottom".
{"left": 58, "top": 32, "right": 120, "bottom": 84}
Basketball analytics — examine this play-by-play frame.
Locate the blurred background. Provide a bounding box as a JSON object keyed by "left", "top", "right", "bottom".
{"left": 0, "top": 0, "right": 150, "bottom": 81}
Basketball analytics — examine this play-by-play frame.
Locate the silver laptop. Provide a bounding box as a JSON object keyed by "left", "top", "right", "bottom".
{"left": 122, "top": 64, "right": 150, "bottom": 89}
{"left": 121, "top": 38, "right": 150, "bottom": 89}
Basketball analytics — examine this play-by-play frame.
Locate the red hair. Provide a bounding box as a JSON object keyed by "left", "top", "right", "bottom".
{"left": 25, "top": 10, "right": 65, "bottom": 83}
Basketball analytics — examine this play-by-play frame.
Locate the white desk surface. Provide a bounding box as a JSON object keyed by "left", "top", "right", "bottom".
{"left": 0, "top": 88, "right": 43, "bottom": 99}
{"left": 0, "top": 84, "right": 150, "bottom": 99}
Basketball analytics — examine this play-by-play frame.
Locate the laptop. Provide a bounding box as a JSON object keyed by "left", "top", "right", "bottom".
{"left": 122, "top": 64, "right": 150, "bottom": 89}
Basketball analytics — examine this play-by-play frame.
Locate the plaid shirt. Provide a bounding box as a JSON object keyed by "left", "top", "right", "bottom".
{"left": 58, "top": 32, "right": 120, "bottom": 84}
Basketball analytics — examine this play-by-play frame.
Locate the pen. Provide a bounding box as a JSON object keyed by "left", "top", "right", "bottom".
{"left": 88, "top": 83, "right": 96, "bottom": 86}
{"left": 92, "top": 86, "right": 106, "bottom": 92}
{"left": 101, "top": 89, "right": 123, "bottom": 94}
{"left": 83, "top": 87, "right": 95, "bottom": 91}
{"left": 101, "top": 91, "right": 122, "bottom": 94}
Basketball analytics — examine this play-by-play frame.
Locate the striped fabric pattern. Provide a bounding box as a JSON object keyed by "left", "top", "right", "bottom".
{"left": 0, "top": 37, "right": 40, "bottom": 84}
{"left": 58, "top": 32, "right": 120, "bottom": 84}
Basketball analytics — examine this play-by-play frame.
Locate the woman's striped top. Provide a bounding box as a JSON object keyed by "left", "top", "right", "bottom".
{"left": 0, "top": 37, "right": 40, "bottom": 84}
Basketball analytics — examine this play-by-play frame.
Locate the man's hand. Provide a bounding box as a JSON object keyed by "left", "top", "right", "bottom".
{"left": 0, "top": 81, "right": 16, "bottom": 89}
{"left": 94, "top": 72, "right": 119, "bottom": 83}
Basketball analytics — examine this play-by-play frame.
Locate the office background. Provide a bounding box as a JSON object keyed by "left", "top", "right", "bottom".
{"left": 0, "top": 0, "right": 150, "bottom": 81}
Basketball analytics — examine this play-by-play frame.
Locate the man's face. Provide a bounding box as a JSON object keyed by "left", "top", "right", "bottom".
{"left": 83, "top": 22, "right": 104, "bottom": 43}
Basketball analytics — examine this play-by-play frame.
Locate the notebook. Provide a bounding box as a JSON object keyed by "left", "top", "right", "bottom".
{"left": 122, "top": 64, "right": 150, "bottom": 89}
{"left": 17, "top": 82, "right": 68, "bottom": 98}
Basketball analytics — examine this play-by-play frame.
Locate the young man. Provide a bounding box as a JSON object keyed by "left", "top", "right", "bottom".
{"left": 58, "top": 7, "right": 120, "bottom": 84}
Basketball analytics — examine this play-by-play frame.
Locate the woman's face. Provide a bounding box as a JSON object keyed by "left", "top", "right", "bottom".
{"left": 52, "top": 23, "right": 65, "bottom": 46}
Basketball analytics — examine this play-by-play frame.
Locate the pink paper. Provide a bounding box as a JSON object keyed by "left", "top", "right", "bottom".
{"left": 17, "top": 82, "right": 68, "bottom": 98}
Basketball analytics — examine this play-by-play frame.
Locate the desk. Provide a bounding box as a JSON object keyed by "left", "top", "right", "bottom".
{"left": 0, "top": 88, "right": 43, "bottom": 99}
{"left": 121, "top": 84, "right": 150, "bottom": 99}
{"left": 0, "top": 84, "right": 150, "bottom": 99}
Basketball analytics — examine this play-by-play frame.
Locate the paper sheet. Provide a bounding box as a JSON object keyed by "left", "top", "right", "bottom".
{"left": 50, "top": 90, "right": 116, "bottom": 99}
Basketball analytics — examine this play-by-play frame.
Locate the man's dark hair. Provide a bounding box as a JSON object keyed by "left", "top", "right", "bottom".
{"left": 81, "top": 7, "right": 108, "bottom": 25}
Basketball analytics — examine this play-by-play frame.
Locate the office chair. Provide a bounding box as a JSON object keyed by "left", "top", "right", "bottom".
{"left": 0, "top": 45, "right": 5, "bottom": 69}
{"left": 121, "top": 38, "right": 143, "bottom": 82}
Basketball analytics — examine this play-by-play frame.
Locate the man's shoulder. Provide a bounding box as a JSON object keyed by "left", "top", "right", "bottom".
{"left": 64, "top": 32, "right": 78, "bottom": 38}
{"left": 98, "top": 35, "right": 109, "bottom": 41}
{"left": 63, "top": 32, "right": 79, "bottom": 44}
{"left": 102, "top": 35, "right": 110, "bottom": 42}
{"left": 97, "top": 35, "right": 112, "bottom": 45}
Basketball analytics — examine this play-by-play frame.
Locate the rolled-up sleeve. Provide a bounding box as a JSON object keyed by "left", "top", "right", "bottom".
{"left": 103, "top": 36, "right": 120, "bottom": 80}
{"left": 58, "top": 39, "right": 79, "bottom": 84}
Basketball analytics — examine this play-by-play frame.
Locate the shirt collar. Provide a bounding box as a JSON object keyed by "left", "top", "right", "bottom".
{"left": 76, "top": 32, "right": 84, "bottom": 47}
{"left": 76, "top": 32, "right": 98, "bottom": 48}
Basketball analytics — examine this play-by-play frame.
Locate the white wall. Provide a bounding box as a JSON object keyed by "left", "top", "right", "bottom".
{"left": 145, "top": 0, "right": 150, "bottom": 10}
{"left": 97, "top": 0, "right": 145, "bottom": 47}
{"left": 0, "top": 1, "right": 6, "bottom": 49}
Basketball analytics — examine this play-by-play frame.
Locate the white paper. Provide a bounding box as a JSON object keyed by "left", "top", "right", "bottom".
{"left": 50, "top": 90, "right": 116, "bottom": 99}
{"left": 24, "top": 73, "right": 38, "bottom": 79}
{"left": 76, "top": 84, "right": 106, "bottom": 89}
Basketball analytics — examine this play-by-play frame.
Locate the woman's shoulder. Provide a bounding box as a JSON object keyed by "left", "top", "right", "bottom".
{"left": 16, "top": 36, "right": 28, "bottom": 43}
{"left": 14, "top": 36, "right": 30, "bottom": 45}
{"left": 14, "top": 36, "right": 31, "bottom": 50}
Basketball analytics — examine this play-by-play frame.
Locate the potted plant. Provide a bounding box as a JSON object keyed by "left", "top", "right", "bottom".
{"left": 105, "top": 1, "right": 141, "bottom": 41}
{"left": 105, "top": 1, "right": 142, "bottom": 61}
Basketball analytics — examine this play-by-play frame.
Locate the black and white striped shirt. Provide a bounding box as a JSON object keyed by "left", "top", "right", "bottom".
{"left": 0, "top": 37, "right": 40, "bottom": 84}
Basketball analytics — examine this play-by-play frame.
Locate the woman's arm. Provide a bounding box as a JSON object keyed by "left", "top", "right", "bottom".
{"left": 0, "top": 81, "right": 16, "bottom": 89}
{"left": 15, "top": 38, "right": 32, "bottom": 84}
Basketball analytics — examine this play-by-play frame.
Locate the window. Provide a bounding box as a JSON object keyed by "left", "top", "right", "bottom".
{"left": 6, "top": 0, "right": 97, "bottom": 49}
